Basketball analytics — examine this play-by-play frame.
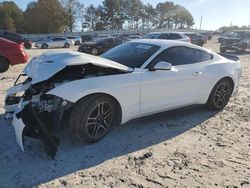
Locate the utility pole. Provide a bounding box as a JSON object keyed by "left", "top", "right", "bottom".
{"left": 199, "top": 16, "right": 203, "bottom": 30}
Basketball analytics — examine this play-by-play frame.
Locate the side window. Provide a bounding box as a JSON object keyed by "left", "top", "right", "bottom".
{"left": 53, "top": 38, "right": 62, "bottom": 41}
{"left": 168, "top": 33, "right": 182, "bottom": 39}
{"left": 150, "top": 46, "right": 197, "bottom": 66}
{"left": 158, "top": 34, "right": 169, "bottom": 39}
{"left": 194, "top": 49, "right": 213, "bottom": 62}
{"left": 106, "top": 38, "right": 113, "bottom": 42}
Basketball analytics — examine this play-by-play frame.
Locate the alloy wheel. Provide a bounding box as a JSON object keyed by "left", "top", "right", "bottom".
{"left": 86, "top": 102, "right": 113, "bottom": 139}
{"left": 214, "top": 82, "right": 232, "bottom": 108}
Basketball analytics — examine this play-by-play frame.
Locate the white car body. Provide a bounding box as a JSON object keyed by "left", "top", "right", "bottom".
{"left": 66, "top": 36, "right": 82, "bottom": 45}
{"left": 35, "top": 37, "right": 71, "bottom": 48}
{"left": 4, "top": 39, "right": 242, "bottom": 155}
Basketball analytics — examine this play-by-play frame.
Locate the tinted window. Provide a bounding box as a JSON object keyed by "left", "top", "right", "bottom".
{"left": 195, "top": 49, "right": 213, "bottom": 62}
{"left": 185, "top": 33, "right": 197, "bottom": 39}
{"left": 106, "top": 38, "right": 113, "bottom": 42}
{"left": 101, "top": 42, "right": 160, "bottom": 68}
{"left": 53, "top": 38, "right": 65, "bottom": 41}
{"left": 149, "top": 46, "right": 212, "bottom": 67}
{"left": 144, "top": 33, "right": 161, "bottom": 39}
{"left": 168, "top": 33, "right": 182, "bottom": 39}
{"left": 158, "top": 33, "right": 169, "bottom": 39}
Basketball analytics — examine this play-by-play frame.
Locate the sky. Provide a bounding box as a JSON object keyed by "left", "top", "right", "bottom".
{"left": 9, "top": 0, "right": 250, "bottom": 30}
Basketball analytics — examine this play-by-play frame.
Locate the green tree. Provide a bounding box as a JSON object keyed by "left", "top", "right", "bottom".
{"left": 61, "top": 0, "right": 84, "bottom": 32}
{"left": 99, "top": 0, "right": 127, "bottom": 30}
{"left": 23, "top": 0, "right": 66, "bottom": 33}
{"left": 155, "top": 1, "right": 194, "bottom": 29}
{"left": 84, "top": 4, "right": 98, "bottom": 31}
{"left": 0, "top": 1, "right": 24, "bottom": 32}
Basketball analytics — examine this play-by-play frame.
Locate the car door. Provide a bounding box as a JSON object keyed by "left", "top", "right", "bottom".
{"left": 101, "top": 38, "right": 114, "bottom": 52}
{"left": 50, "top": 38, "right": 59, "bottom": 47}
{"left": 140, "top": 46, "right": 211, "bottom": 115}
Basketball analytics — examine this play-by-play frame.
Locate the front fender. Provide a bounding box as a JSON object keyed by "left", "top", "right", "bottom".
{"left": 47, "top": 73, "right": 142, "bottom": 124}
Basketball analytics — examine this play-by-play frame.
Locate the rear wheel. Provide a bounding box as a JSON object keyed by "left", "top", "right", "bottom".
{"left": 64, "top": 43, "right": 70, "bottom": 48}
{"left": 239, "top": 43, "right": 247, "bottom": 53}
{"left": 207, "top": 78, "right": 234, "bottom": 110}
{"left": 41, "top": 44, "right": 48, "bottom": 49}
{"left": 91, "top": 48, "right": 98, "bottom": 55}
{"left": 24, "top": 43, "right": 32, "bottom": 49}
{"left": 69, "top": 95, "right": 116, "bottom": 143}
{"left": 220, "top": 46, "right": 227, "bottom": 53}
{"left": 0, "top": 57, "right": 9, "bottom": 73}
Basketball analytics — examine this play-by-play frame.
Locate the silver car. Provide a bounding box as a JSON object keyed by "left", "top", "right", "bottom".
{"left": 35, "top": 37, "right": 71, "bottom": 49}
{"left": 143, "top": 32, "right": 191, "bottom": 43}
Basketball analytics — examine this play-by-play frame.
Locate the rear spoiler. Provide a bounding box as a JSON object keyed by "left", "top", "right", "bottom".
{"left": 218, "top": 53, "right": 239, "bottom": 61}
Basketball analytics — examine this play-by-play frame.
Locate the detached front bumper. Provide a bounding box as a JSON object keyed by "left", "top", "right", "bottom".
{"left": 12, "top": 101, "right": 26, "bottom": 151}
{"left": 4, "top": 77, "right": 65, "bottom": 158}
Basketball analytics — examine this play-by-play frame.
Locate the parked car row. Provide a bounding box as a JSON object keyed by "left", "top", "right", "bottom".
{"left": 77, "top": 31, "right": 211, "bottom": 55}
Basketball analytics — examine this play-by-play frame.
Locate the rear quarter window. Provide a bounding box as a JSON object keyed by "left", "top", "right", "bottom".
{"left": 194, "top": 49, "right": 213, "bottom": 62}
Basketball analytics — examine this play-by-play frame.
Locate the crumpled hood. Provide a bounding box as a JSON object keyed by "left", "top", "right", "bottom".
{"left": 23, "top": 50, "right": 133, "bottom": 84}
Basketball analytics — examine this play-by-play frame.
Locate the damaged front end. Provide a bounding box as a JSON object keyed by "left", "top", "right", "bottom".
{"left": 5, "top": 51, "right": 131, "bottom": 158}
{"left": 5, "top": 74, "right": 73, "bottom": 158}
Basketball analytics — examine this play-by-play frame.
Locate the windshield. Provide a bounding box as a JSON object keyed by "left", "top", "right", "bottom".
{"left": 143, "top": 33, "right": 161, "bottom": 39}
{"left": 101, "top": 42, "right": 160, "bottom": 68}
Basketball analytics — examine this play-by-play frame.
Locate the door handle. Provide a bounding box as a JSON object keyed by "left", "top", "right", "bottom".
{"left": 192, "top": 71, "right": 202, "bottom": 77}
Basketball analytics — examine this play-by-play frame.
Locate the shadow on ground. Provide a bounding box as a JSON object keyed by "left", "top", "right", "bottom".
{"left": 0, "top": 106, "right": 217, "bottom": 187}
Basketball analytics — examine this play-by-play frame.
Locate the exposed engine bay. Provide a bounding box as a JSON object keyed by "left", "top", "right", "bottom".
{"left": 5, "top": 63, "right": 129, "bottom": 158}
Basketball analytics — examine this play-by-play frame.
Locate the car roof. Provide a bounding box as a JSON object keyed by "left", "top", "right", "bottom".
{"left": 128, "top": 39, "right": 207, "bottom": 51}
{"left": 146, "top": 31, "right": 186, "bottom": 35}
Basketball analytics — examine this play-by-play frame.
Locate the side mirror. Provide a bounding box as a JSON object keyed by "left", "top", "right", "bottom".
{"left": 150, "top": 61, "right": 172, "bottom": 71}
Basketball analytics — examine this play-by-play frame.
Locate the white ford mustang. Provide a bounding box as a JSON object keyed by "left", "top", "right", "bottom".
{"left": 4, "top": 39, "right": 242, "bottom": 157}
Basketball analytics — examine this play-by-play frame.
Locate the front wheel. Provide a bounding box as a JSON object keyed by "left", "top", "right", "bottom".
{"left": 69, "top": 95, "right": 116, "bottom": 143}
{"left": 24, "top": 43, "right": 32, "bottom": 49}
{"left": 220, "top": 46, "right": 227, "bottom": 53}
{"left": 207, "top": 78, "right": 233, "bottom": 110}
{"left": 239, "top": 43, "right": 247, "bottom": 53}
{"left": 41, "top": 44, "right": 48, "bottom": 49}
{"left": 91, "top": 48, "right": 98, "bottom": 55}
{"left": 64, "top": 43, "right": 70, "bottom": 48}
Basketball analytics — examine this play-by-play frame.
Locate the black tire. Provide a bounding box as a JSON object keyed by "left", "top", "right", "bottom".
{"left": 69, "top": 94, "right": 116, "bottom": 143}
{"left": 91, "top": 48, "right": 98, "bottom": 55}
{"left": 0, "top": 57, "right": 9, "bottom": 73}
{"left": 75, "top": 41, "right": 80, "bottom": 46}
{"left": 41, "top": 44, "right": 48, "bottom": 49}
{"left": 239, "top": 43, "right": 247, "bottom": 53}
{"left": 198, "top": 42, "right": 203, "bottom": 47}
{"left": 220, "top": 46, "right": 226, "bottom": 53}
{"left": 24, "top": 43, "right": 32, "bottom": 49}
{"left": 207, "top": 78, "right": 234, "bottom": 110}
{"left": 64, "top": 43, "right": 70, "bottom": 48}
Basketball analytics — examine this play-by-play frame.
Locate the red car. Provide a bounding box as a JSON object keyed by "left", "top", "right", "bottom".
{"left": 0, "top": 37, "right": 28, "bottom": 73}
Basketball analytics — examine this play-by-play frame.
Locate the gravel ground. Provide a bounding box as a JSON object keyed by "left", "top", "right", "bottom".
{"left": 0, "top": 38, "right": 249, "bottom": 188}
